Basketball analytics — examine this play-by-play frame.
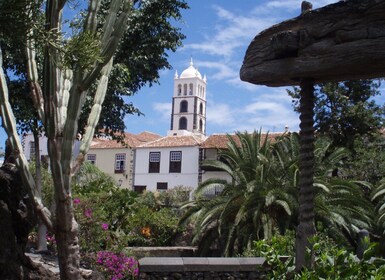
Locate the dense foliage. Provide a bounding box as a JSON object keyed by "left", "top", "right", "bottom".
{"left": 288, "top": 80, "right": 385, "bottom": 150}
{"left": 248, "top": 232, "right": 385, "bottom": 279}
{"left": 181, "top": 131, "right": 376, "bottom": 257}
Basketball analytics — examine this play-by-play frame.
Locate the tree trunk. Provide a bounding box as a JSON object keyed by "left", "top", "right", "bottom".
{"left": 295, "top": 79, "right": 316, "bottom": 270}
{"left": 33, "top": 131, "right": 48, "bottom": 252}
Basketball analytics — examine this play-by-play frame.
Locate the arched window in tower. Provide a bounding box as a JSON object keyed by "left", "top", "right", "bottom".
{"left": 189, "top": 83, "right": 193, "bottom": 95}
{"left": 199, "top": 119, "right": 203, "bottom": 132}
{"left": 178, "top": 84, "right": 182, "bottom": 96}
{"left": 183, "top": 84, "right": 187, "bottom": 95}
{"left": 179, "top": 117, "right": 187, "bottom": 130}
{"left": 199, "top": 102, "right": 203, "bottom": 115}
{"left": 180, "top": 100, "right": 188, "bottom": 113}
{"left": 203, "top": 87, "right": 205, "bottom": 99}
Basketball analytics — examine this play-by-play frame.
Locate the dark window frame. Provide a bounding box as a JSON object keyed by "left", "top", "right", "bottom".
{"left": 115, "top": 153, "right": 126, "bottom": 173}
{"left": 180, "top": 100, "right": 188, "bottom": 112}
{"left": 157, "top": 182, "right": 168, "bottom": 191}
{"left": 169, "top": 151, "right": 182, "bottom": 173}
{"left": 87, "top": 154, "right": 96, "bottom": 164}
{"left": 179, "top": 117, "right": 187, "bottom": 130}
{"left": 149, "top": 152, "right": 161, "bottom": 173}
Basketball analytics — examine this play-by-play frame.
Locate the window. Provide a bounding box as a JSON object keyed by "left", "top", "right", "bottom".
{"left": 169, "top": 151, "right": 182, "bottom": 173}
{"left": 149, "top": 152, "right": 160, "bottom": 173}
{"left": 115, "top": 154, "right": 126, "bottom": 173}
{"left": 180, "top": 100, "right": 188, "bottom": 113}
{"left": 87, "top": 154, "right": 96, "bottom": 164}
{"left": 199, "top": 119, "right": 203, "bottom": 132}
{"left": 178, "top": 84, "right": 182, "bottom": 96}
{"left": 189, "top": 83, "right": 193, "bottom": 95}
{"left": 134, "top": 185, "right": 146, "bottom": 194}
{"left": 179, "top": 117, "right": 187, "bottom": 130}
{"left": 157, "top": 182, "right": 168, "bottom": 191}
{"left": 183, "top": 84, "right": 187, "bottom": 95}
{"left": 29, "top": 141, "right": 35, "bottom": 160}
{"left": 199, "top": 103, "right": 203, "bottom": 114}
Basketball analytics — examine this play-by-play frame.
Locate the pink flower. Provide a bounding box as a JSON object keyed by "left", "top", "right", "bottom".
{"left": 73, "top": 198, "right": 81, "bottom": 205}
{"left": 101, "top": 223, "right": 109, "bottom": 230}
{"left": 84, "top": 208, "right": 93, "bottom": 218}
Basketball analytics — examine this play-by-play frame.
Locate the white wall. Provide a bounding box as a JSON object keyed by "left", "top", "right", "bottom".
{"left": 86, "top": 148, "right": 134, "bottom": 189}
{"left": 22, "top": 134, "right": 48, "bottom": 161}
{"left": 134, "top": 146, "right": 200, "bottom": 191}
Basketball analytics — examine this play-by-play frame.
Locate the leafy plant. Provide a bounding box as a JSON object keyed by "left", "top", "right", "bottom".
{"left": 257, "top": 232, "right": 385, "bottom": 280}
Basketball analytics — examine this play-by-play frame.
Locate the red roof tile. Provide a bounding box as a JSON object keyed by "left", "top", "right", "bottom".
{"left": 201, "top": 133, "right": 284, "bottom": 149}
{"left": 138, "top": 135, "right": 203, "bottom": 148}
{"left": 89, "top": 131, "right": 161, "bottom": 149}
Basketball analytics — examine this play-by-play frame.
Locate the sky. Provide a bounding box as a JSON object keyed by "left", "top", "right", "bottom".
{"left": 1, "top": 0, "right": 385, "bottom": 150}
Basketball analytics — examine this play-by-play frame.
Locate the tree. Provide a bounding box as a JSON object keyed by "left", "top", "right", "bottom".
{"left": 181, "top": 132, "right": 373, "bottom": 257}
{"left": 180, "top": 131, "right": 297, "bottom": 256}
{"left": 288, "top": 80, "right": 385, "bottom": 150}
{"left": 0, "top": 0, "right": 188, "bottom": 278}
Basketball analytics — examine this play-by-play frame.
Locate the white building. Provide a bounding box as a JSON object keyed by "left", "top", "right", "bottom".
{"left": 133, "top": 59, "right": 208, "bottom": 192}
{"left": 133, "top": 135, "right": 203, "bottom": 192}
{"left": 86, "top": 132, "right": 161, "bottom": 188}
{"left": 22, "top": 133, "right": 49, "bottom": 161}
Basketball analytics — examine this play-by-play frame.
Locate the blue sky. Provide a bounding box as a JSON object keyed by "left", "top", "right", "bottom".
{"left": 1, "top": 0, "right": 385, "bottom": 150}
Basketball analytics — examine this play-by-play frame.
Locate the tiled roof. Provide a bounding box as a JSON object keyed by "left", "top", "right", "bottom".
{"left": 201, "top": 132, "right": 284, "bottom": 149}
{"left": 138, "top": 135, "right": 203, "bottom": 148}
{"left": 89, "top": 131, "right": 162, "bottom": 149}
{"left": 200, "top": 134, "right": 240, "bottom": 149}
{"left": 136, "top": 131, "right": 163, "bottom": 142}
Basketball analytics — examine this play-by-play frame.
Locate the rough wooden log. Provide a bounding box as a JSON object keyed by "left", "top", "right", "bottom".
{"left": 240, "top": 0, "right": 385, "bottom": 87}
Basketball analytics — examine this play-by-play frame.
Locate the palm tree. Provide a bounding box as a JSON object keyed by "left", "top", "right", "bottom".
{"left": 280, "top": 133, "right": 373, "bottom": 245}
{"left": 371, "top": 179, "right": 385, "bottom": 233}
{"left": 181, "top": 131, "right": 373, "bottom": 256}
{"left": 180, "top": 131, "right": 297, "bottom": 256}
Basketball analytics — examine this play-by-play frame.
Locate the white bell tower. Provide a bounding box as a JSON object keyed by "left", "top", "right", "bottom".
{"left": 169, "top": 58, "right": 207, "bottom": 137}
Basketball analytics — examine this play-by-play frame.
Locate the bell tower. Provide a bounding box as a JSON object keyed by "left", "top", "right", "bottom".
{"left": 169, "top": 59, "right": 207, "bottom": 137}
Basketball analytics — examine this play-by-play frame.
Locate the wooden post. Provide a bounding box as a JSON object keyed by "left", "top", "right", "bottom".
{"left": 295, "top": 79, "right": 316, "bottom": 270}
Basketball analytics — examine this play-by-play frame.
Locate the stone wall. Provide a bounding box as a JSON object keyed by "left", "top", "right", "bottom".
{"left": 138, "top": 257, "right": 267, "bottom": 280}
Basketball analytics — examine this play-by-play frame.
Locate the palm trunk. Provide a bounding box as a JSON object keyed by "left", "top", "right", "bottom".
{"left": 295, "top": 79, "right": 316, "bottom": 270}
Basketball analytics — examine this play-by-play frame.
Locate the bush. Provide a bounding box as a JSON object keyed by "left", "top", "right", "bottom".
{"left": 125, "top": 204, "right": 182, "bottom": 246}
{"left": 255, "top": 233, "right": 385, "bottom": 279}
{"left": 96, "top": 251, "right": 138, "bottom": 280}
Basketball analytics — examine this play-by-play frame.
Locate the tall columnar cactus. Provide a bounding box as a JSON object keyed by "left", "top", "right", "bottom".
{"left": 1, "top": 0, "right": 132, "bottom": 278}
{"left": 295, "top": 79, "right": 316, "bottom": 270}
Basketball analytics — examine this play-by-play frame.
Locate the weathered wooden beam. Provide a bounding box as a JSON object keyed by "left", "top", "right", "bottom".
{"left": 240, "top": 0, "right": 385, "bottom": 87}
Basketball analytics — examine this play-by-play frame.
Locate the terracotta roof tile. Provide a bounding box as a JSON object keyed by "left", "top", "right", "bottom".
{"left": 201, "top": 133, "right": 284, "bottom": 149}
{"left": 136, "top": 131, "right": 163, "bottom": 142}
{"left": 89, "top": 131, "right": 161, "bottom": 149}
{"left": 138, "top": 135, "right": 203, "bottom": 148}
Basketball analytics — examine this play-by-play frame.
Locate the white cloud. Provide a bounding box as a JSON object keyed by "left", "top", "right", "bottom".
{"left": 184, "top": 5, "right": 275, "bottom": 59}
{"left": 152, "top": 102, "right": 172, "bottom": 121}
{"left": 206, "top": 103, "right": 236, "bottom": 126}
{"left": 266, "top": 0, "right": 338, "bottom": 11}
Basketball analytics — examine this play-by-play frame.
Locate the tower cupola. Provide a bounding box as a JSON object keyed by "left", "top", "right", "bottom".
{"left": 169, "top": 59, "right": 207, "bottom": 138}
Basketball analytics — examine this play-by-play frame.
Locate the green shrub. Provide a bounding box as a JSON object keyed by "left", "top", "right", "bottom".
{"left": 256, "top": 233, "right": 385, "bottom": 280}
{"left": 125, "top": 205, "right": 181, "bottom": 246}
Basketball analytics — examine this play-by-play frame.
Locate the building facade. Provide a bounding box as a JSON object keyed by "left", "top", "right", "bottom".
{"left": 133, "top": 135, "right": 203, "bottom": 192}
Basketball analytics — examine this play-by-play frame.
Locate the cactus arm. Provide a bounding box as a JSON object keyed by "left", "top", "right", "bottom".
{"left": 0, "top": 46, "right": 53, "bottom": 231}
{"left": 26, "top": 38, "right": 45, "bottom": 122}
{"left": 81, "top": 0, "right": 131, "bottom": 91}
{"left": 71, "top": 58, "right": 113, "bottom": 175}
{"left": 84, "top": 0, "right": 101, "bottom": 33}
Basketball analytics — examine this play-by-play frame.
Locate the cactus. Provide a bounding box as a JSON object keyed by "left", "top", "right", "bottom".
{"left": 1, "top": 1, "right": 132, "bottom": 279}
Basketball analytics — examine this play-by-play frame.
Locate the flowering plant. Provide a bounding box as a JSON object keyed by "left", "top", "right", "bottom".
{"left": 97, "top": 251, "right": 138, "bottom": 280}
